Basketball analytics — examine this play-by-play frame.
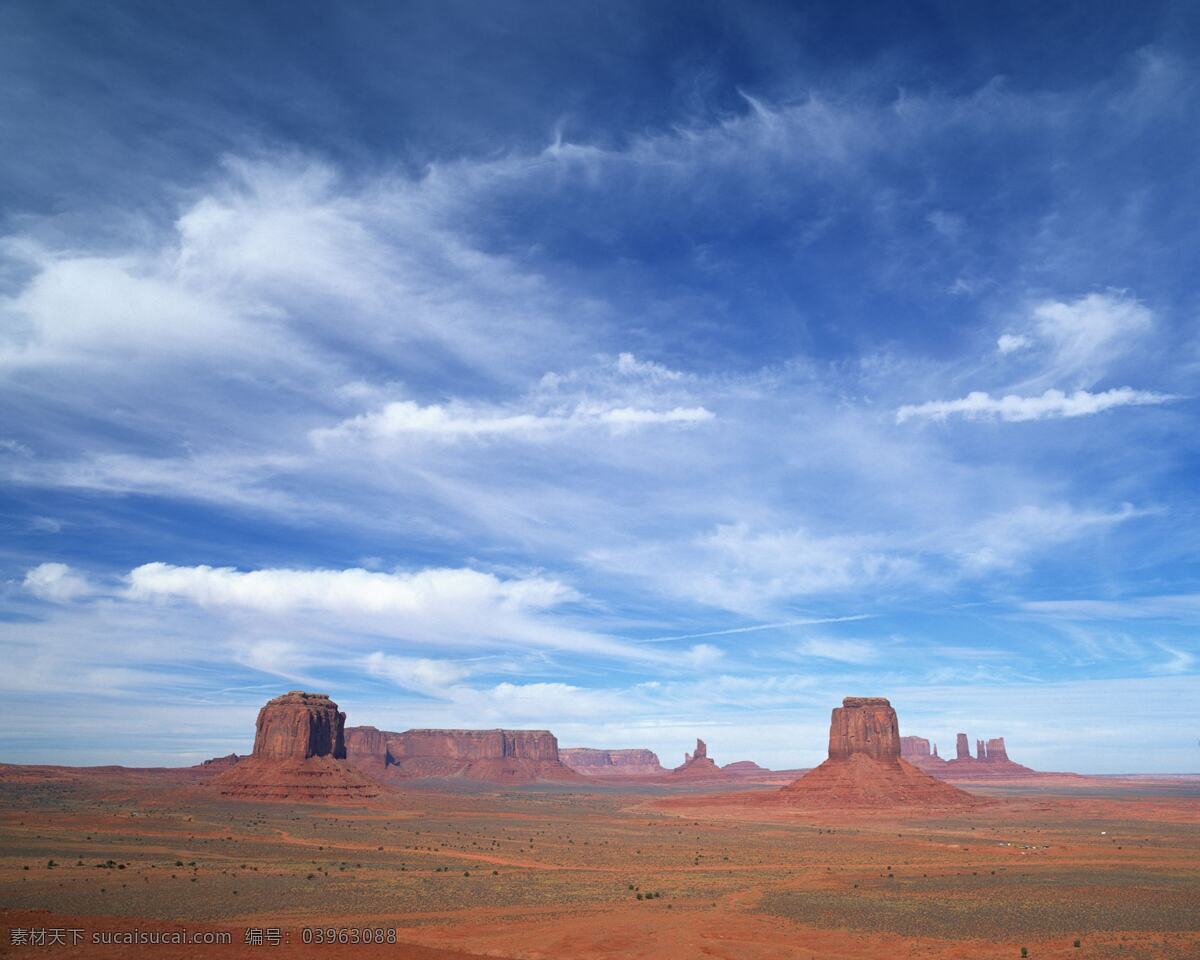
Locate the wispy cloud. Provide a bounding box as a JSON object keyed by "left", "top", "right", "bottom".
{"left": 311, "top": 398, "right": 712, "bottom": 446}
{"left": 896, "top": 387, "right": 1178, "bottom": 424}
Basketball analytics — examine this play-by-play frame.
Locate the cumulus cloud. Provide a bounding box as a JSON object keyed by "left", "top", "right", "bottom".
{"left": 997, "top": 333, "right": 1031, "bottom": 354}
{"left": 123, "top": 561, "right": 663, "bottom": 662}
{"left": 896, "top": 386, "right": 1177, "bottom": 423}
{"left": 126, "top": 561, "right": 573, "bottom": 613}
{"left": 23, "top": 562, "right": 95, "bottom": 602}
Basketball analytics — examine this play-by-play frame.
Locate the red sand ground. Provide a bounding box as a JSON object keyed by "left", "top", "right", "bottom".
{"left": 1, "top": 764, "right": 1197, "bottom": 959}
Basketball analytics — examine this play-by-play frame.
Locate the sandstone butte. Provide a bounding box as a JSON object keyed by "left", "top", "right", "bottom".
{"left": 778, "top": 697, "right": 976, "bottom": 807}
{"left": 904, "top": 730, "right": 1037, "bottom": 778}
{"left": 669, "top": 738, "right": 741, "bottom": 781}
{"left": 344, "top": 725, "right": 584, "bottom": 783}
{"left": 559, "top": 747, "right": 666, "bottom": 777}
{"left": 212, "top": 692, "right": 380, "bottom": 802}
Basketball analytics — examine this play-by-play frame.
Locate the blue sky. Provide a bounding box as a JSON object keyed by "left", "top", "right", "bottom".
{"left": 1, "top": 1, "right": 1198, "bottom": 772}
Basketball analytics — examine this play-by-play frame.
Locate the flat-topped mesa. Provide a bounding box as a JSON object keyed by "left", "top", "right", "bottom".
{"left": 342, "top": 727, "right": 583, "bottom": 782}
{"left": 253, "top": 691, "right": 346, "bottom": 761}
{"left": 956, "top": 733, "right": 970, "bottom": 760}
{"left": 343, "top": 725, "right": 390, "bottom": 769}
{"left": 900, "top": 736, "right": 931, "bottom": 759}
{"left": 559, "top": 748, "right": 665, "bottom": 777}
{"left": 389, "top": 729, "right": 560, "bottom": 762}
{"left": 828, "top": 697, "right": 900, "bottom": 761}
{"left": 986, "top": 737, "right": 1009, "bottom": 761}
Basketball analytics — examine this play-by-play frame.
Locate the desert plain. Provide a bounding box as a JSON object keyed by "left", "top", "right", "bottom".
{"left": 2, "top": 763, "right": 1197, "bottom": 959}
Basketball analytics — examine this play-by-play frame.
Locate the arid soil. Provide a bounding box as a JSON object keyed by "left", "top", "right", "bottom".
{"left": 1, "top": 767, "right": 1197, "bottom": 959}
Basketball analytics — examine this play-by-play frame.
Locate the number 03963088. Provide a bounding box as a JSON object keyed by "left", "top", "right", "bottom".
{"left": 301, "top": 927, "right": 398, "bottom": 944}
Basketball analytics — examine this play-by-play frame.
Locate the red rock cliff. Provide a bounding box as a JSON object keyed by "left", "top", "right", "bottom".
{"left": 344, "top": 725, "right": 390, "bottom": 768}
{"left": 213, "top": 692, "right": 378, "bottom": 802}
{"left": 252, "top": 691, "right": 346, "bottom": 761}
{"left": 986, "top": 737, "right": 1009, "bottom": 761}
{"left": 387, "top": 729, "right": 560, "bottom": 762}
{"left": 559, "top": 748, "right": 665, "bottom": 777}
{"left": 828, "top": 697, "right": 900, "bottom": 761}
{"left": 900, "top": 736, "right": 931, "bottom": 759}
{"left": 342, "top": 727, "right": 582, "bottom": 782}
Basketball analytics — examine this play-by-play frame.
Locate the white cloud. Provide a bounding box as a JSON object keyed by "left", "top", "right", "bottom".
{"left": 955, "top": 503, "right": 1141, "bottom": 572}
{"left": 1032, "top": 291, "right": 1153, "bottom": 383}
{"left": 363, "top": 651, "right": 472, "bottom": 691}
{"left": 684, "top": 643, "right": 724, "bottom": 669}
{"left": 22, "top": 562, "right": 95, "bottom": 602}
{"left": 592, "top": 523, "right": 919, "bottom": 616}
{"left": 997, "top": 333, "right": 1031, "bottom": 354}
{"left": 1152, "top": 643, "right": 1196, "bottom": 675}
{"left": 1021, "top": 594, "right": 1200, "bottom": 622}
{"left": 123, "top": 561, "right": 664, "bottom": 663}
{"left": 614, "top": 352, "right": 684, "bottom": 382}
{"left": 310, "top": 398, "right": 713, "bottom": 446}
{"left": 795, "top": 637, "right": 878, "bottom": 664}
{"left": 896, "top": 386, "right": 1177, "bottom": 423}
{"left": 126, "top": 561, "right": 573, "bottom": 614}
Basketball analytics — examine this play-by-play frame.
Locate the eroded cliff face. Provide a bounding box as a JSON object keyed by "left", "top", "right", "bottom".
{"left": 387, "top": 729, "right": 560, "bottom": 762}
{"left": 343, "top": 726, "right": 582, "bottom": 782}
{"left": 213, "top": 692, "right": 378, "bottom": 802}
{"left": 986, "top": 737, "right": 1010, "bottom": 761}
{"left": 344, "top": 725, "right": 389, "bottom": 764}
{"left": 559, "top": 748, "right": 665, "bottom": 777}
{"left": 827, "top": 697, "right": 900, "bottom": 761}
{"left": 252, "top": 691, "right": 346, "bottom": 760}
{"left": 900, "top": 736, "right": 931, "bottom": 759}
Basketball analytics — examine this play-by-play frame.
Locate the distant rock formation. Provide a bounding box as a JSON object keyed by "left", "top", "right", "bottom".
{"left": 560, "top": 747, "right": 665, "bottom": 777}
{"left": 899, "top": 735, "right": 931, "bottom": 759}
{"left": 212, "top": 692, "right": 379, "bottom": 802}
{"left": 722, "top": 760, "right": 769, "bottom": 775}
{"left": 906, "top": 730, "right": 1035, "bottom": 778}
{"left": 780, "top": 698, "right": 976, "bottom": 807}
{"left": 671, "top": 737, "right": 734, "bottom": 780}
{"left": 344, "top": 726, "right": 583, "bottom": 783}
{"left": 194, "top": 753, "right": 241, "bottom": 771}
